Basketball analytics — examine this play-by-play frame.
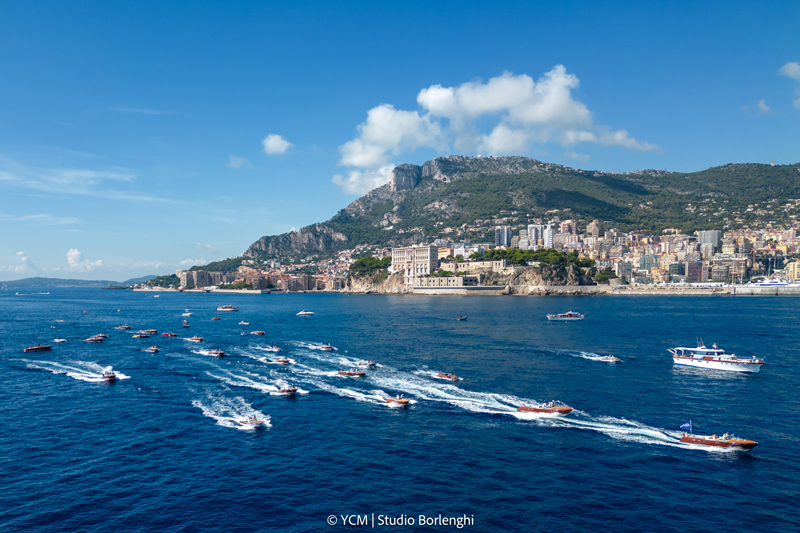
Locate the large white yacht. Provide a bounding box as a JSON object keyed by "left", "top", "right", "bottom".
{"left": 669, "top": 342, "right": 764, "bottom": 373}
{"left": 748, "top": 277, "right": 788, "bottom": 287}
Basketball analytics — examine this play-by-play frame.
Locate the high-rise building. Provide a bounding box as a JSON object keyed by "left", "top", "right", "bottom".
{"left": 698, "top": 230, "right": 722, "bottom": 252}
{"left": 528, "top": 224, "right": 544, "bottom": 245}
{"left": 495, "top": 226, "right": 512, "bottom": 247}
{"left": 587, "top": 220, "right": 605, "bottom": 238}
{"left": 544, "top": 225, "right": 554, "bottom": 248}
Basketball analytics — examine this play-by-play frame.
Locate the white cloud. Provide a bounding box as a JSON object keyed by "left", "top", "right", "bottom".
{"left": 332, "top": 165, "right": 395, "bottom": 195}
{"left": 0, "top": 213, "right": 80, "bottom": 225}
{"left": 14, "top": 251, "right": 34, "bottom": 273}
{"left": 227, "top": 155, "right": 248, "bottom": 168}
{"left": 564, "top": 151, "right": 590, "bottom": 162}
{"left": 338, "top": 104, "right": 444, "bottom": 168}
{"left": 779, "top": 62, "right": 800, "bottom": 109}
{"left": 66, "top": 248, "right": 104, "bottom": 272}
{"left": 196, "top": 242, "right": 216, "bottom": 253}
{"left": 757, "top": 100, "right": 771, "bottom": 114}
{"left": 262, "top": 134, "right": 293, "bottom": 155}
{"left": 333, "top": 65, "right": 657, "bottom": 194}
{"left": 779, "top": 62, "right": 800, "bottom": 80}
{"left": 179, "top": 258, "right": 207, "bottom": 267}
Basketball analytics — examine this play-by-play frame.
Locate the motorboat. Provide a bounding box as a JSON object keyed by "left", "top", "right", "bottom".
{"left": 240, "top": 332, "right": 247, "bottom": 336}
{"left": 546, "top": 311, "right": 585, "bottom": 321}
{"left": 275, "top": 357, "right": 291, "bottom": 364}
{"left": 132, "top": 334, "right": 149, "bottom": 339}
{"left": 188, "top": 336, "right": 203, "bottom": 343}
{"left": 338, "top": 369, "right": 366, "bottom": 377}
{"left": 208, "top": 349, "right": 225, "bottom": 357}
{"left": 182, "top": 312, "right": 192, "bottom": 317}
{"left": 211, "top": 316, "right": 221, "bottom": 320}
{"left": 216, "top": 305, "right": 239, "bottom": 312}
{"left": 154, "top": 295, "right": 160, "bottom": 298}
{"left": 101, "top": 370, "right": 116, "bottom": 381}
{"left": 678, "top": 422, "right": 757, "bottom": 450}
{"left": 386, "top": 395, "right": 410, "bottom": 406}
{"left": 53, "top": 338, "right": 66, "bottom": 343}
{"left": 599, "top": 355, "right": 621, "bottom": 362}
{"left": 139, "top": 329, "right": 157, "bottom": 334}
{"left": 296, "top": 310, "right": 314, "bottom": 316}
{"left": 238, "top": 321, "right": 250, "bottom": 325}
{"left": 55, "top": 319, "right": 65, "bottom": 323}
{"left": 437, "top": 372, "right": 459, "bottom": 381}
{"left": 237, "top": 415, "right": 264, "bottom": 427}
{"left": 669, "top": 341, "right": 764, "bottom": 373}
{"left": 145, "top": 346, "right": 159, "bottom": 353}
{"left": 162, "top": 333, "right": 177, "bottom": 337}
{"left": 748, "top": 277, "right": 789, "bottom": 287}
{"left": 182, "top": 324, "right": 190, "bottom": 328}
{"left": 455, "top": 315, "right": 468, "bottom": 321}
{"left": 23, "top": 344, "right": 52, "bottom": 353}
{"left": 358, "top": 360, "right": 377, "bottom": 368}
{"left": 320, "top": 343, "right": 334, "bottom": 351}
{"left": 263, "top": 345, "right": 282, "bottom": 352}
{"left": 517, "top": 401, "right": 573, "bottom": 415}
{"left": 116, "top": 325, "right": 132, "bottom": 330}
{"left": 94, "top": 333, "right": 108, "bottom": 338}
{"left": 278, "top": 386, "right": 297, "bottom": 395}
{"left": 250, "top": 331, "right": 265, "bottom": 335}
{"left": 85, "top": 336, "right": 104, "bottom": 343}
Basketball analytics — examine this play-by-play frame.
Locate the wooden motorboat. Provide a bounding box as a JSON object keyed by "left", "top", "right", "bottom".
{"left": 517, "top": 402, "right": 573, "bottom": 415}
{"left": 338, "top": 370, "right": 366, "bottom": 377}
{"left": 23, "top": 344, "right": 52, "bottom": 352}
{"left": 438, "top": 372, "right": 459, "bottom": 381}
{"left": 145, "top": 346, "right": 159, "bottom": 353}
{"left": 386, "top": 396, "right": 410, "bottom": 406}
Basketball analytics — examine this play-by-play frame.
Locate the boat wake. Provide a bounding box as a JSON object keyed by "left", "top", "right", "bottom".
{"left": 20, "top": 359, "right": 130, "bottom": 382}
{"left": 562, "top": 350, "right": 621, "bottom": 363}
{"left": 206, "top": 369, "right": 280, "bottom": 394}
{"left": 191, "top": 394, "right": 271, "bottom": 430}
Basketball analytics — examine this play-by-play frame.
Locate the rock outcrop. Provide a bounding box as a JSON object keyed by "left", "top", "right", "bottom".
{"left": 244, "top": 224, "right": 349, "bottom": 262}
{"left": 390, "top": 164, "right": 422, "bottom": 191}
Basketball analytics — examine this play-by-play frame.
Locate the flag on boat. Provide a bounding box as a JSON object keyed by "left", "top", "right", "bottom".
{"left": 679, "top": 420, "right": 692, "bottom": 432}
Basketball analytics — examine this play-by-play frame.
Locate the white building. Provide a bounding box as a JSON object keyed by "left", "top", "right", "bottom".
{"left": 391, "top": 244, "right": 439, "bottom": 283}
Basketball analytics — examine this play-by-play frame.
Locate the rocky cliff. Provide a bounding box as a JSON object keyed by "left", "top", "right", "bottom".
{"left": 244, "top": 223, "right": 349, "bottom": 262}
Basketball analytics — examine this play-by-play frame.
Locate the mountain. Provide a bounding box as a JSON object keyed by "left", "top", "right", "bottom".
{"left": 0, "top": 275, "right": 157, "bottom": 289}
{"left": 240, "top": 155, "right": 800, "bottom": 263}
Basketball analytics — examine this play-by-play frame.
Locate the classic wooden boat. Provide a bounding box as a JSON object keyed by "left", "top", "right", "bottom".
{"left": 275, "top": 358, "right": 290, "bottom": 364}
{"left": 438, "top": 372, "right": 459, "bottom": 381}
{"left": 517, "top": 402, "right": 573, "bottom": 415}
{"left": 278, "top": 387, "right": 297, "bottom": 395}
{"left": 680, "top": 433, "right": 758, "bottom": 450}
{"left": 250, "top": 331, "right": 265, "bottom": 335}
{"left": 237, "top": 415, "right": 264, "bottom": 426}
{"left": 132, "top": 334, "right": 149, "bottom": 339}
{"left": 162, "top": 333, "right": 177, "bottom": 337}
{"left": 145, "top": 346, "right": 160, "bottom": 353}
{"left": 23, "top": 344, "right": 52, "bottom": 353}
{"left": 386, "top": 396, "right": 410, "bottom": 406}
{"left": 115, "top": 325, "right": 131, "bottom": 330}
{"left": 358, "top": 360, "right": 377, "bottom": 367}
{"left": 320, "top": 343, "right": 334, "bottom": 351}
{"left": 208, "top": 349, "right": 225, "bottom": 357}
{"left": 101, "top": 370, "right": 116, "bottom": 381}
{"left": 188, "top": 336, "right": 203, "bottom": 342}
{"left": 338, "top": 370, "right": 366, "bottom": 377}
{"left": 211, "top": 317, "right": 221, "bottom": 321}
{"left": 85, "top": 336, "right": 104, "bottom": 343}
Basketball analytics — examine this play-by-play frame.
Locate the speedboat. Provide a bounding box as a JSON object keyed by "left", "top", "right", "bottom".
{"left": 669, "top": 341, "right": 764, "bottom": 373}
{"left": 250, "top": 331, "right": 265, "bottom": 335}
{"left": 101, "top": 370, "right": 116, "bottom": 381}
{"left": 216, "top": 305, "right": 239, "bottom": 312}
{"left": 278, "top": 386, "right": 297, "bottom": 395}
{"left": 517, "top": 401, "right": 573, "bottom": 415}
{"left": 358, "top": 360, "right": 377, "bottom": 368}
{"left": 143, "top": 329, "right": 157, "bottom": 334}
{"left": 211, "top": 316, "right": 221, "bottom": 321}
{"left": 546, "top": 311, "right": 584, "bottom": 321}
{"left": 320, "top": 343, "right": 334, "bottom": 351}
{"left": 208, "top": 349, "right": 225, "bottom": 357}
{"left": 85, "top": 336, "right": 104, "bottom": 343}
{"left": 455, "top": 315, "right": 468, "bottom": 321}
{"left": 154, "top": 295, "right": 160, "bottom": 298}
{"left": 238, "top": 321, "right": 250, "bottom": 325}
{"left": 23, "top": 344, "right": 52, "bottom": 353}
{"left": 94, "top": 333, "right": 108, "bottom": 338}
{"left": 182, "top": 324, "right": 190, "bottom": 328}
{"left": 55, "top": 319, "right": 65, "bottom": 323}
{"left": 437, "top": 372, "right": 459, "bottom": 381}
{"left": 599, "top": 355, "right": 621, "bottom": 362}
{"left": 296, "top": 310, "right": 314, "bottom": 316}
{"left": 162, "top": 333, "right": 177, "bottom": 337}
{"left": 188, "top": 336, "right": 203, "bottom": 343}
{"left": 132, "top": 334, "right": 149, "bottom": 339}
{"left": 116, "top": 325, "right": 132, "bottom": 330}
{"left": 275, "top": 357, "right": 290, "bottom": 364}
{"left": 145, "top": 346, "right": 159, "bottom": 353}
{"left": 386, "top": 395, "right": 410, "bottom": 406}
{"left": 237, "top": 415, "right": 264, "bottom": 427}
{"left": 263, "top": 345, "right": 282, "bottom": 352}
{"left": 53, "top": 338, "right": 66, "bottom": 343}
{"left": 680, "top": 430, "right": 757, "bottom": 451}
{"left": 182, "top": 312, "right": 192, "bottom": 317}
{"left": 338, "top": 369, "right": 366, "bottom": 377}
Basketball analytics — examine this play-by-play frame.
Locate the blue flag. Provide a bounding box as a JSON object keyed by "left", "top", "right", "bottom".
{"left": 679, "top": 420, "right": 692, "bottom": 432}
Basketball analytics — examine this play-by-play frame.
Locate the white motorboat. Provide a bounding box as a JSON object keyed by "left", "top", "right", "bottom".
{"left": 546, "top": 311, "right": 584, "bottom": 321}
{"left": 748, "top": 278, "right": 789, "bottom": 287}
{"left": 669, "top": 341, "right": 764, "bottom": 373}
{"left": 296, "top": 310, "right": 314, "bottom": 316}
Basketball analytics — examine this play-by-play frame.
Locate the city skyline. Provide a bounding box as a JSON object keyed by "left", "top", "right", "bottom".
{"left": 2, "top": 1, "right": 800, "bottom": 280}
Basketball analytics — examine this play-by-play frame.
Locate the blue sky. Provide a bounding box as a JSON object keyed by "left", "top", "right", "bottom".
{"left": 1, "top": 1, "right": 799, "bottom": 280}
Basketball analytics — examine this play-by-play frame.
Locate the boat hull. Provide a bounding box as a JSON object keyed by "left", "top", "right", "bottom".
{"left": 546, "top": 316, "right": 584, "bottom": 321}
{"left": 386, "top": 398, "right": 410, "bottom": 405}
{"left": 673, "top": 356, "right": 762, "bottom": 373}
{"left": 680, "top": 435, "right": 757, "bottom": 450}
{"left": 517, "top": 406, "right": 573, "bottom": 415}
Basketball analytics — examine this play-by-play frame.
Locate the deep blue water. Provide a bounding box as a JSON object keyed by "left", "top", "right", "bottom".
{"left": 1, "top": 289, "right": 798, "bottom": 533}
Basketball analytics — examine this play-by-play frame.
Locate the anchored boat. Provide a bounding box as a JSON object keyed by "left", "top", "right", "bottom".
{"left": 546, "top": 311, "right": 584, "bottom": 321}
{"left": 669, "top": 341, "right": 764, "bottom": 373}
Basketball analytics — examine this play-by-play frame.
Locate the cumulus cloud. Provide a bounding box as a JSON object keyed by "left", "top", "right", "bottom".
{"left": 757, "top": 100, "right": 771, "bottom": 114}
{"left": 564, "top": 151, "right": 590, "bottom": 162}
{"left": 227, "top": 155, "right": 248, "bottom": 168}
{"left": 66, "top": 248, "right": 104, "bottom": 272}
{"left": 196, "top": 242, "right": 216, "bottom": 253}
{"left": 262, "top": 134, "right": 293, "bottom": 155}
{"left": 779, "top": 62, "right": 800, "bottom": 109}
{"left": 13, "top": 251, "right": 35, "bottom": 273}
{"left": 332, "top": 65, "right": 657, "bottom": 194}
{"left": 179, "top": 258, "right": 207, "bottom": 267}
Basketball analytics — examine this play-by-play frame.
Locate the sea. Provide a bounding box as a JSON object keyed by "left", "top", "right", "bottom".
{"left": 1, "top": 289, "right": 798, "bottom": 533}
